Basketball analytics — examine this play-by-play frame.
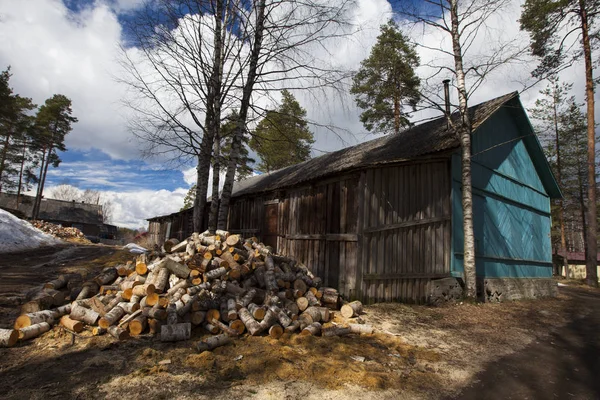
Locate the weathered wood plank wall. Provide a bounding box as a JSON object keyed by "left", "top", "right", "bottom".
{"left": 358, "top": 160, "right": 451, "bottom": 304}
{"left": 149, "top": 159, "right": 452, "bottom": 304}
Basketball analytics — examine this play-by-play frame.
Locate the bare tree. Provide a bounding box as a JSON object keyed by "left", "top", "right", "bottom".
{"left": 51, "top": 183, "right": 81, "bottom": 201}
{"left": 120, "top": 0, "right": 355, "bottom": 233}
{"left": 394, "top": 0, "right": 527, "bottom": 298}
{"left": 119, "top": 0, "right": 243, "bottom": 233}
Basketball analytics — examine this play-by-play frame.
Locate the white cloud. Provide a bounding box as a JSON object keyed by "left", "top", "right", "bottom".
{"left": 0, "top": 0, "right": 136, "bottom": 160}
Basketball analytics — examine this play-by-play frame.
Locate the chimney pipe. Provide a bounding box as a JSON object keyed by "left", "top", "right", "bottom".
{"left": 442, "top": 79, "right": 451, "bottom": 118}
{"left": 443, "top": 79, "right": 451, "bottom": 130}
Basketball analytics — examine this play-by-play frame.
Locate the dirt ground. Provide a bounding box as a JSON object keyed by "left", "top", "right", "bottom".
{"left": 0, "top": 245, "right": 598, "bottom": 399}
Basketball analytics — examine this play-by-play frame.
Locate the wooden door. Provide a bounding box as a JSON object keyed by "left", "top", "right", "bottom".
{"left": 263, "top": 202, "right": 279, "bottom": 252}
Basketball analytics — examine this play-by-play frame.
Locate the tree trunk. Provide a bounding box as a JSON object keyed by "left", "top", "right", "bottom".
{"left": 16, "top": 138, "right": 27, "bottom": 204}
{"left": 450, "top": 0, "right": 477, "bottom": 298}
{"left": 32, "top": 146, "right": 47, "bottom": 219}
{"left": 217, "top": 0, "right": 267, "bottom": 230}
{"left": 0, "top": 131, "right": 12, "bottom": 193}
{"left": 394, "top": 88, "right": 400, "bottom": 135}
{"left": 208, "top": 134, "right": 221, "bottom": 234}
{"left": 579, "top": 2, "right": 598, "bottom": 287}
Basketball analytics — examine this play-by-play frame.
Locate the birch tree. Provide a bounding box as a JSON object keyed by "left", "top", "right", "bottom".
{"left": 520, "top": 0, "right": 598, "bottom": 286}
{"left": 122, "top": 0, "right": 354, "bottom": 232}
{"left": 395, "top": 0, "right": 526, "bottom": 298}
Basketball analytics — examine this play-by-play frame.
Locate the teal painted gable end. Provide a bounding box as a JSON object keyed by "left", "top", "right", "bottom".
{"left": 451, "top": 103, "right": 554, "bottom": 279}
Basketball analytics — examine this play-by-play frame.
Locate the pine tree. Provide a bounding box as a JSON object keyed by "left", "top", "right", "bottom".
{"left": 521, "top": 0, "right": 599, "bottom": 286}
{"left": 31, "top": 94, "right": 77, "bottom": 219}
{"left": 350, "top": 19, "right": 420, "bottom": 135}
{"left": 0, "top": 68, "right": 36, "bottom": 193}
{"left": 530, "top": 79, "right": 587, "bottom": 261}
{"left": 249, "top": 90, "right": 314, "bottom": 173}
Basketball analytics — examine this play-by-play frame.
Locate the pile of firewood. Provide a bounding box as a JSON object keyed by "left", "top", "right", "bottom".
{"left": 0, "top": 231, "right": 370, "bottom": 350}
{"left": 31, "top": 220, "right": 88, "bottom": 241}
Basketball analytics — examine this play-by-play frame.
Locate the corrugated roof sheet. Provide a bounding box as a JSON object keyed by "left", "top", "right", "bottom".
{"left": 232, "top": 92, "right": 519, "bottom": 197}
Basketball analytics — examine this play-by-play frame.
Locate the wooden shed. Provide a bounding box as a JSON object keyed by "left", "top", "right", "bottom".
{"left": 148, "top": 92, "right": 560, "bottom": 303}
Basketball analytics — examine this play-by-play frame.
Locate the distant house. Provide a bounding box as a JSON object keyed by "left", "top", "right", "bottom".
{"left": 557, "top": 252, "right": 600, "bottom": 282}
{"left": 148, "top": 92, "right": 561, "bottom": 303}
{"left": 0, "top": 193, "right": 110, "bottom": 237}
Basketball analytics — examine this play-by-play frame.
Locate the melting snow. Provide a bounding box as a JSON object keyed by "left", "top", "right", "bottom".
{"left": 0, "top": 209, "right": 62, "bottom": 253}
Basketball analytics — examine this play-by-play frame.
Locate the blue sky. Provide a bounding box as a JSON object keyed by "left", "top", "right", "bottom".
{"left": 48, "top": 149, "right": 189, "bottom": 191}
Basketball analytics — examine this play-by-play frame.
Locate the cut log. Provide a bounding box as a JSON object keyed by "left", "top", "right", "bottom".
{"left": 268, "top": 324, "right": 283, "bottom": 339}
{"left": 238, "top": 307, "right": 262, "bottom": 336}
{"left": 89, "top": 296, "right": 108, "bottom": 316}
{"left": 70, "top": 303, "right": 100, "bottom": 325}
{"left": 204, "top": 266, "right": 227, "bottom": 280}
{"left": 129, "top": 314, "right": 147, "bottom": 336}
{"left": 247, "top": 303, "right": 266, "bottom": 320}
{"left": 197, "top": 333, "right": 231, "bottom": 352}
{"left": 161, "top": 257, "right": 191, "bottom": 279}
{"left": 203, "top": 322, "right": 219, "bottom": 334}
{"left": 305, "top": 290, "right": 320, "bottom": 307}
{"left": 284, "top": 320, "right": 300, "bottom": 334}
{"left": 148, "top": 319, "right": 161, "bottom": 335}
{"left": 153, "top": 268, "right": 170, "bottom": 293}
{"left": 60, "top": 315, "right": 83, "bottom": 333}
{"left": 19, "top": 322, "right": 51, "bottom": 340}
{"left": 94, "top": 268, "right": 118, "bottom": 286}
{"left": 227, "top": 298, "right": 238, "bottom": 320}
{"left": 313, "top": 306, "right": 330, "bottom": 322}
{"left": 211, "top": 318, "right": 240, "bottom": 336}
{"left": 341, "top": 301, "right": 363, "bottom": 319}
{"left": 167, "top": 279, "right": 190, "bottom": 295}
{"left": 0, "top": 328, "right": 18, "bottom": 347}
{"left": 300, "top": 322, "right": 322, "bottom": 336}
{"left": 229, "top": 319, "right": 245, "bottom": 335}
{"left": 132, "top": 284, "right": 156, "bottom": 297}
{"left": 167, "top": 303, "right": 178, "bottom": 325}
{"left": 303, "top": 307, "right": 322, "bottom": 323}
{"left": 322, "top": 326, "right": 352, "bottom": 337}
{"left": 108, "top": 325, "right": 129, "bottom": 341}
{"left": 44, "top": 274, "right": 69, "bottom": 290}
{"left": 225, "top": 234, "right": 240, "bottom": 247}
{"left": 160, "top": 322, "right": 192, "bottom": 342}
{"left": 21, "top": 292, "right": 54, "bottom": 314}
{"left": 296, "top": 297, "right": 309, "bottom": 312}
{"left": 269, "top": 306, "right": 292, "bottom": 328}
{"left": 92, "top": 326, "right": 106, "bottom": 336}
{"left": 98, "top": 306, "right": 125, "bottom": 329}
{"left": 163, "top": 238, "right": 180, "bottom": 253}
{"left": 349, "top": 324, "right": 373, "bottom": 335}
{"left": 190, "top": 311, "right": 206, "bottom": 325}
{"left": 240, "top": 289, "right": 257, "bottom": 308}
{"left": 118, "top": 301, "right": 140, "bottom": 314}
{"left": 293, "top": 279, "right": 307, "bottom": 295}
{"left": 15, "top": 308, "right": 63, "bottom": 329}
{"left": 206, "top": 308, "right": 220, "bottom": 323}
{"left": 135, "top": 261, "right": 148, "bottom": 275}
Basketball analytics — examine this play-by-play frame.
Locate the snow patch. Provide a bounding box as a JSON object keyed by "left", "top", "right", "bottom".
{"left": 0, "top": 209, "right": 62, "bottom": 253}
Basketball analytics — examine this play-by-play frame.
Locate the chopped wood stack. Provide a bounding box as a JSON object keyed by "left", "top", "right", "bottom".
{"left": 31, "top": 220, "right": 89, "bottom": 241}
{"left": 4, "top": 231, "right": 372, "bottom": 350}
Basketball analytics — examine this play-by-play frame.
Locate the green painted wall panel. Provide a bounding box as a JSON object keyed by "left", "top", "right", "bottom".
{"left": 451, "top": 108, "right": 553, "bottom": 279}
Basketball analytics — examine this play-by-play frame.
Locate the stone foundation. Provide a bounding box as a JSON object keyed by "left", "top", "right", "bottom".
{"left": 478, "top": 277, "right": 558, "bottom": 302}
{"left": 428, "top": 277, "right": 464, "bottom": 305}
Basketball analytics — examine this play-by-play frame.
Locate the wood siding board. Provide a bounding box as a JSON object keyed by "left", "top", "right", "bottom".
{"left": 356, "top": 171, "right": 367, "bottom": 301}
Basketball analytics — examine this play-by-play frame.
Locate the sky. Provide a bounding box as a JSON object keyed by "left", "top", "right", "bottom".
{"left": 0, "top": 0, "right": 596, "bottom": 229}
